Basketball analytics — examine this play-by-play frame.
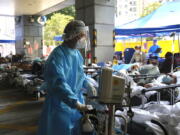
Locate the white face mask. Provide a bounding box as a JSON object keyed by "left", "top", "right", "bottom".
{"left": 162, "top": 75, "right": 173, "bottom": 84}
{"left": 136, "top": 50, "right": 140, "bottom": 53}
{"left": 76, "top": 38, "right": 87, "bottom": 49}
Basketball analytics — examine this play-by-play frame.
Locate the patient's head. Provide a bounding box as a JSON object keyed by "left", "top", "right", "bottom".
{"left": 162, "top": 74, "right": 177, "bottom": 84}
{"left": 165, "top": 52, "right": 172, "bottom": 59}
{"left": 131, "top": 65, "right": 139, "bottom": 71}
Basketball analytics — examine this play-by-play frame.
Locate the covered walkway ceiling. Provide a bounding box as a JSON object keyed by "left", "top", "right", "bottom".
{"left": 0, "top": 0, "right": 74, "bottom": 16}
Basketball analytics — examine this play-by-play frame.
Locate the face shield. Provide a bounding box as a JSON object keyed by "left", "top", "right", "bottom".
{"left": 75, "top": 26, "right": 91, "bottom": 51}
{"left": 62, "top": 25, "right": 91, "bottom": 51}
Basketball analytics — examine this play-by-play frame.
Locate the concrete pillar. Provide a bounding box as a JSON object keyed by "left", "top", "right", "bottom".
{"left": 15, "top": 15, "right": 43, "bottom": 60}
{"left": 75, "top": 0, "right": 115, "bottom": 62}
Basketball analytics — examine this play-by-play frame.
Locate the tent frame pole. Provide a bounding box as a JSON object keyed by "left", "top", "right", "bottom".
{"left": 171, "top": 33, "right": 175, "bottom": 73}
{"left": 140, "top": 34, "right": 142, "bottom": 47}
{"left": 178, "top": 32, "right": 180, "bottom": 52}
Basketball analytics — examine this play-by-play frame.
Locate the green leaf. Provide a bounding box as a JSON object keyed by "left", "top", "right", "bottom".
{"left": 141, "top": 2, "right": 162, "bottom": 17}
{"left": 44, "top": 13, "right": 74, "bottom": 46}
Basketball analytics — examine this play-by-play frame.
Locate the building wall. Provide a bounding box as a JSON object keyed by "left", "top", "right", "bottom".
{"left": 15, "top": 16, "right": 43, "bottom": 60}
{"left": 0, "top": 16, "right": 15, "bottom": 57}
{"left": 115, "top": 0, "right": 172, "bottom": 27}
{"left": 75, "top": 0, "right": 115, "bottom": 63}
{"left": 115, "top": 0, "right": 141, "bottom": 26}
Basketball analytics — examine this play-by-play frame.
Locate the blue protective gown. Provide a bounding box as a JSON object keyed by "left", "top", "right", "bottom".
{"left": 148, "top": 44, "right": 161, "bottom": 57}
{"left": 37, "top": 44, "right": 88, "bottom": 135}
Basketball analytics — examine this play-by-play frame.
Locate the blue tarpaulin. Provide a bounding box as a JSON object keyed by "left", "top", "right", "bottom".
{"left": 112, "top": 64, "right": 135, "bottom": 71}
{"left": 0, "top": 40, "right": 15, "bottom": 43}
{"left": 115, "top": 1, "right": 180, "bottom": 36}
{"left": 53, "top": 35, "right": 63, "bottom": 41}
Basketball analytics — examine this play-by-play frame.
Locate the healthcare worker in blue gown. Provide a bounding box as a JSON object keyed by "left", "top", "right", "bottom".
{"left": 148, "top": 39, "right": 161, "bottom": 57}
{"left": 37, "top": 20, "right": 96, "bottom": 135}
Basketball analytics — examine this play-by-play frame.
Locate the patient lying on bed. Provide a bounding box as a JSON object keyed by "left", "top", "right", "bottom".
{"left": 144, "top": 74, "right": 177, "bottom": 88}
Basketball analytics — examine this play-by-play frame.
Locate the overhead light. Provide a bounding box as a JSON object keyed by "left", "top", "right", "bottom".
{"left": 29, "top": 16, "right": 35, "bottom": 23}
{"left": 15, "top": 16, "right": 21, "bottom": 24}
{"left": 37, "top": 16, "right": 47, "bottom": 25}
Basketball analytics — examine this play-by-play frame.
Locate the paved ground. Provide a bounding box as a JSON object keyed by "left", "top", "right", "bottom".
{"left": 0, "top": 87, "right": 44, "bottom": 135}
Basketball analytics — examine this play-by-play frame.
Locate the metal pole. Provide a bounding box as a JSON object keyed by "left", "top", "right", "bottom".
{"left": 171, "top": 34, "right": 175, "bottom": 73}
{"left": 115, "top": 114, "right": 128, "bottom": 135}
{"left": 157, "top": 92, "right": 161, "bottom": 104}
{"left": 108, "top": 105, "right": 115, "bottom": 135}
{"left": 178, "top": 32, "right": 180, "bottom": 52}
{"left": 140, "top": 34, "right": 143, "bottom": 47}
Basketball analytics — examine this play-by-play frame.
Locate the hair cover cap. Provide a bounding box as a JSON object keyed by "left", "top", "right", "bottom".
{"left": 63, "top": 20, "right": 88, "bottom": 41}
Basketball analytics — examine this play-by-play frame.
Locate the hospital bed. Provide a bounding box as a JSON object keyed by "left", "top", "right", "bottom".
{"left": 129, "top": 74, "right": 160, "bottom": 80}
{"left": 83, "top": 67, "right": 180, "bottom": 135}
{"left": 142, "top": 84, "right": 180, "bottom": 105}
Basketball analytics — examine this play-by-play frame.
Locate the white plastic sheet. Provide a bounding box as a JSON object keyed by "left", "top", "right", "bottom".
{"left": 145, "top": 121, "right": 165, "bottom": 135}
{"left": 115, "top": 102, "right": 180, "bottom": 135}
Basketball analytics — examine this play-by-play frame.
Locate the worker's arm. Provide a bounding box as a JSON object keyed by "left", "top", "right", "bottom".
{"left": 83, "top": 79, "right": 97, "bottom": 96}
{"left": 75, "top": 50, "right": 97, "bottom": 97}
{"left": 148, "top": 46, "right": 153, "bottom": 53}
{"left": 130, "top": 54, "right": 135, "bottom": 63}
{"left": 44, "top": 51, "right": 78, "bottom": 108}
{"left": 142, "top": 52, "right": 147, "bottom": 64}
